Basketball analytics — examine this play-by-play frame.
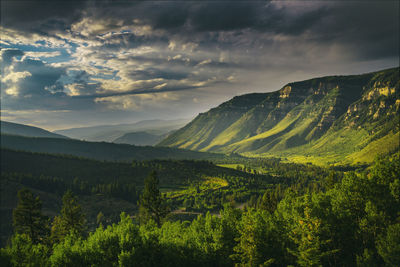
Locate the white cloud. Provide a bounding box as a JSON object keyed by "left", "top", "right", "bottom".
{"left": 5, "top": 86, "right": 19, "bottom": 96}
{"left": 197, "top": 59, "right": 212, "bottom": 66}
{"left": 23, "top": 51, "right": 62, "bottom": 59}
{"left": 2, "top": 71, "right": 32, "bottom": 83}
{"left": 0, "top": 27, "right": 70, "bottom": 48}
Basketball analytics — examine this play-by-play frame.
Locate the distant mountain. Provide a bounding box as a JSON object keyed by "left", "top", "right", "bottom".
{"left": 0, "top": 134, "right": 232, "bottom": 162}
{"left": 113, "top": 131, "right": 164, "bottom": 146}
{"left": 159, "top": 67, "right": 400, "bottom": 165}
{"left": 54, "top": 118, "right": 190, "bottom": 142}
{"left": 0, "top": 121, "right": 67, "bottom": 139}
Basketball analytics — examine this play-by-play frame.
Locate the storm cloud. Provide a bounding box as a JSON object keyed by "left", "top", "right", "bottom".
{"left": 0, "top": 0, "right": 398, "bottom": 129}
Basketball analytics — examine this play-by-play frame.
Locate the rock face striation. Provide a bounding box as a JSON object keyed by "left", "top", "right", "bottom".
{"left": 159, "top": 67, "right": 399, "bottom": 164}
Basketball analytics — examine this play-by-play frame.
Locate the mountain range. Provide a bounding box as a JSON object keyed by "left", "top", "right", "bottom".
{"left": 54, "top": 119, "right": 190, "bottom": 144}
{"left": 113, "top": 131, "right": 166, "bottom": 146}
{"left": 159, "top": 67, "right": 399, "bottom": 165}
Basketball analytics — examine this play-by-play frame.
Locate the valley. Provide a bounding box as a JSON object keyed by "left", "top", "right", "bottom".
{"left": 1, "top": 67, "right": 398, "bottom": 266}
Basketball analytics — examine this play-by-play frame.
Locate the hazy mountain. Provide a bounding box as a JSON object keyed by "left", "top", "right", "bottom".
{"left": 54, "top": 119, "right": 190, "bottom": 142}
{"left": 0, "top": 134, "right": 233, "bottom": 162}
{"left": 0, "top": 121, "right": 67, "bottom": 139}
{"left": 113, "top": 131, "right": 165, "bottom": 146}
{"left": 159, "top": 67, "right": 400, "bottom": 165}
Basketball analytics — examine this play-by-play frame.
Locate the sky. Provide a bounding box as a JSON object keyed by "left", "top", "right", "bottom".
{"left": 1, "top": 0, "right": 399, "bottom": 131}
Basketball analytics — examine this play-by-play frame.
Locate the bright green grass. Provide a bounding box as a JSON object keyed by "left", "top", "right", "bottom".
{"left": 166, "top": 176, "right": 229, "bottom": 199}
{"left": 217, "top": 163, "right": 244, "bottom": 170}
{"left": 244, "top": 127, "right": 399, "bottom": 166}
{"left": 345, "top": 131, "right": 399, "bottom": 164}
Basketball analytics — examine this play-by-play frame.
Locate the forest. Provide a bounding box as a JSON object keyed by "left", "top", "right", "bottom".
{"left": 0, "top": 151, "right": 398, "bottom": 266}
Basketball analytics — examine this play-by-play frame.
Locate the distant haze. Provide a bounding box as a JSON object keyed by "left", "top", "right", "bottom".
{"left": 54, "top": 119, "right": 190, "bottom": 142}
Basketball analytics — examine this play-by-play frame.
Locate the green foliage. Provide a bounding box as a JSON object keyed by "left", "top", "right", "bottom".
{"left": 139, "top": 171, "right": 169, "bottom": 226}
{"left": 51, "top": 191, "right": 86, "bottom": 242}
{"left": 233, "top": 209, "right": 284, "bottom": 266}
{"left": 1, "top": 152, "right": 399, "bottom": 266}
{"left": 0, "top": 234, "right": 49, "bottom": 267}
{"left": 287, "top": 204, "right": 338, "bottom": 267}
{"left": 1, "top": 148, "right": 273, "bottom": 245}
{"left": 12, "top": 189, "right": 49, "bottom": 244}
{"left": 161, "top": 67, "right": 399, "bottom": 165}
{"left": 376, "top": 223, "right": 400, "bottom": 266}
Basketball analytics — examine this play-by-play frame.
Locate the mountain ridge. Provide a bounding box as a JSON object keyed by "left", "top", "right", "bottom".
{"left": 0, "top": 121, "right": 67, "bottom": 139}
{"left": 0, "top": 134, "right": 234, "bottom": 162}
{"left": 113, "top": 131, "right": 164, "bottom": 146}
{"left": 54, "top": 118, "right": 190, "bottom": 142}
{"left": 159, "top": 67, "right": 399, "bottom": 165}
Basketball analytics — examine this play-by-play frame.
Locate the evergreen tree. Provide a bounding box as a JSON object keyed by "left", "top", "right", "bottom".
{"left": 376, "top": 223, "right": 400, "bottom": 266}
{"left": 287, "top": 202, "right": 338, "bottom": 267}
{"left": 138, "top": 171, "right": 169, "bottom": 226}
{"left": 51, "top": 190, "right": 86, "bottom": 241}
{"left": 12, "top": 189, "right": 49, "bottom": 243}
{"left": 259, "top": 190, "right": 278, "bottom": 213}
{"left": 97, "top": 211, "right": 105, "bottom": 226}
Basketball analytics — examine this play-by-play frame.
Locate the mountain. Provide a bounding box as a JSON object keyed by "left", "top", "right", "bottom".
{"left": 113, "top": 131, "right": 164, "bottom": 146}
{"left": 0, "top": 121, "right": 67, "bottom": 139}
{"left": 0, "top": 134, "right": 233, "bottom": 162}
{"left": 54, "top": 119, "right": 190, "bottom": 142}
{"left": 159, "top": 67, "right": 400, "bottom": 165}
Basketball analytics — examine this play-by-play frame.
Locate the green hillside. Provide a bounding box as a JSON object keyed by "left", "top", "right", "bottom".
{"left": 159, "top": 67, "right": 400, "bottom": 165}
{"left": 0, "top": 134, "right": 233, "bottom": 162}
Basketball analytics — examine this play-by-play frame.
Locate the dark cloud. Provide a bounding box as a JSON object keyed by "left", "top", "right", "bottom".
{"left": 127, "top": 68, "right": 189, "bottom": 81}
{"left": 188, "top": 2, "right": 258, "bottom": 32}
{"left": 101, "top": 32, "right": 168, "bottom": 51}
{"left": 1, "top": 0, "right": 398, "bottom": 128}
{"left": 1, "top": 0, "right": 86, "bottom": 33}
{"left": 0, "top": 49, "right": 93, "bottom": 111}
{"left": 150, "top": 4, "right": 189, "bottom": 30}
{"left": 2, "top": 1, "right": 398, "bottom": 60}
{"left": 1, "top": 48, "right": 24, "bottom": 65}
{"left": 73, "top": 84, "right": 200, "bottom": 99}
{"left": 14, "top": 58, "right": 65, "bottom": 96}
{"left": 322, "top": 1, "right": 400, "bottom": 60}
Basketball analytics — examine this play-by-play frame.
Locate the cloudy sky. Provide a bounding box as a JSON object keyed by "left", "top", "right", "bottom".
{"left": 1, "top": 0, "right": 398, "bottom": 130}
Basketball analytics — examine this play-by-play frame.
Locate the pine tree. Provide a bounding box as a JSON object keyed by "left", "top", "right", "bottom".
{"left": 288, "top": 205, "right": 338, "bottom": 267}
{"left": 12, "top": 189, "right": 49, "bottom": 243}
{"left": 97, "top": 211, "right": 104, "bottom": 226}
{"left": 138, "top": 171, "right": 169, "bottom": 226}
{"left": 51, "top": 190, "right": 86, "bottom": 241}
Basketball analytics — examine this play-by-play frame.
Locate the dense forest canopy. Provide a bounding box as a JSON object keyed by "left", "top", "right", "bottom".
{"left": 0, "top": 152, "right": 399, "bottom": 266}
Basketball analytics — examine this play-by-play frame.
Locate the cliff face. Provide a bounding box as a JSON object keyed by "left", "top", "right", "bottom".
{"left": 159, "top": 67, "right": 399, "bottom": 165}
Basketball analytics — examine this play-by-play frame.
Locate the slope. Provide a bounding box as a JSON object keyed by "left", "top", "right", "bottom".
{"left": 159, "top": 67, "right": 399, "bottom": 165}
{"left": 54, "top": 119, "right": 189, "bottom": 142}
{"left": 0, "top": 134, "right": 234, "bottom": 162}
{"left": 113, "top": 131, "right": 164, "bottom": 146}
{"left": 158, "top": 93, "right": 268, "bottom": 150}
{"left": 0, "top": 121, "right": 67, "bottom": 139}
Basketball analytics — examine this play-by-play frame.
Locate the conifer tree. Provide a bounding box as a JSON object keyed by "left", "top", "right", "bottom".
{"left": 288, "top": 205, "right": 338, "bottom": 266}
{"left": 138, "top": 171, "right": 169, "bottom": 226}
{"left": 51, "top": 190, "right": 86, "bottom": 241}
{"left": 13, "top": 189, "right": 49, "bottom": 243}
